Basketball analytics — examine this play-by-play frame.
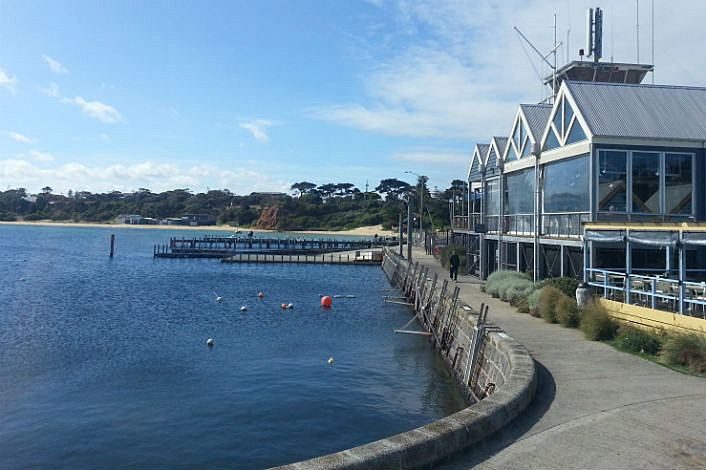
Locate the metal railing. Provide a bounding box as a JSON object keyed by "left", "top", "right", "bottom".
{"left": 586, "top": 268, "right": 706, "bottom": 318}
{"left": 542, "top": 212, "right": 590, "bottom": 238}
{"left": 502, "top": 214, "right": 534, "bottom": 235}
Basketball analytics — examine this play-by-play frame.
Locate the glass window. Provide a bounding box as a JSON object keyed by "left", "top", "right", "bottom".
{"left": 543, "top": 155, "right": 590, "bottom": 212}
{"left": 632, "top": 152, "right": 660, "bottom": 213}
{"left": 543, "top": 128, "right": 561, "bottom": 151}
{"left": 565, "top": 119, "right": 587, "bottom": 144}
{"left": 552, "top": 105, "right": 563, "bottom": 138}
{"left": 505, "top": 169, "right": 534, "bottom": 214}
{"left": 665, "top": 153, "right": 692, "bottom": 215}
{"left": 598, "top": 150, "right": 627, "bottom": 212}
{"left": 507, "top": 144, "right": 518, "bottom": 161}
{"left": 564, "top": 103, "right": 574, "bottom": 136}
{"left": 521, "top": 137, "right": 533, "bottom": 158}
{"left": 485, "top": 178, "right": 500, "bottom": 215}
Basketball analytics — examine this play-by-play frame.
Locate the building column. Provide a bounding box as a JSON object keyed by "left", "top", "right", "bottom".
{"left": 679, "top": 240, "right": 686, "bottom": 315}
{"left": 625, "top": 238, "right": 632, "bottom": 305}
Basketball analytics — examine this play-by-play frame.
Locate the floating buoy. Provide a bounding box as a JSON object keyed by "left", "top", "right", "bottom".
{"left": 213, "top": 291, "right": 223, "bottom": 302}
{"left": 287, "top": 303, "right": 294, "bottom": 309}
{"left": 206, "top": 338, "right": 214, "bottom": 346}
{"left": 258, "top": 292, "right": 264, "bottom": 298}
{"left": 328, "top": 357, "right": 334, "bottom": 364}
{"left": 240, "top": 306, "right": 247, "bottom": 311}
{"left": 321, "top": 296, "right": 333, "bottom": 308}
{"left": 281, "top": 303, "right": 287, "bottom": 309}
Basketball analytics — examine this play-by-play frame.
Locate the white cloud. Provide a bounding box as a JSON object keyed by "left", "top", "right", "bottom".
{"left": 314, "top": 0, "right": 706, "bottom": 142}
{"left": 239, "top": 119, "right": 278, "bottom": 143}
{"left": 390, "top": 149, "right": 470, "bottom": 165}
{"left": 0, "top": 159, "right": 289, "bottom": 195}
{"left": 60, "top": 96, "right": 122, "bottom": 123}
{"left": 42, "top": 55, "right": 69, "bottom": 74}
{"left": 29, "top": 150, "right": 55, "bottom": 162}
{"left": 0, "top": 68, "right": 18, "bottom": 94}
{"left": 8, "top": 131, "right": 36, "bottom": 144}
{"left": 99, "top": 133, "right": 111, "bottom": 143}
{"left": 41, "top": 82, "right": 60, "bottom": 97}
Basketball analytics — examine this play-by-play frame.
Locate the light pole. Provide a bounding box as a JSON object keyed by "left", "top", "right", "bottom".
{"left": 404, "top": 171, "right": 424, "bottom": 236}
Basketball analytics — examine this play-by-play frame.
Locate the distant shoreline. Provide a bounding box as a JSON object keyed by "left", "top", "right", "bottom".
{"left": 0, "top": 221, "right": 396, "bottom": 238}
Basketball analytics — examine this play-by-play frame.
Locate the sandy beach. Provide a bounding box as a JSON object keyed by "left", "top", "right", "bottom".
{"left": 0, "top": 221, "right": 396, "bottom": 238}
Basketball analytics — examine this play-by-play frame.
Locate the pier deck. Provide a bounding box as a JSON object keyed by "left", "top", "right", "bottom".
{"left": 154, "top": 235, "right": 396, "bottom": 258}
{"left": 220, "top": 249, "right": 383, "bottom": 265}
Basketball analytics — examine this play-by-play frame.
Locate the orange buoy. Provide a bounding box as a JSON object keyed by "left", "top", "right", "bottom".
{"left": 321, "top": 296, "right": 333, "bottom": 308}
{"left": 258, "top": 292, "right": 264, "bottom": 298}
{"left": 281, "top": 303, "right": 287, "bottom": 309}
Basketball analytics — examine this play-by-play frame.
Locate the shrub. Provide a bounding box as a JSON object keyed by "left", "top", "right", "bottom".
{"left": 527, "top": 287, "right": 544, "bottom": 316}
{"left": 661, "top": 333, "right": 706, "bottom": 373}
{"left": 500, "top": 277, "right": 535, "bottom": 303}
{"left": 485, "top": 271, "right": 528, "bottom": 299}
{"left": 538, "top": 286, "right": 563, "bottom": 323}
{"left": 555, "top": 295, "right": 580, "bottom": 328}
{"left": 615, "top": 325, "right": 662, "bottom": 355}
{"left": 516, "top": 297, "right": 530, "bottom": 313}
{"left": 579, "top": 301, "right": 618, "bottom": 340}
{"left": 542, "top": 277, "right": 580, "bottom": 298}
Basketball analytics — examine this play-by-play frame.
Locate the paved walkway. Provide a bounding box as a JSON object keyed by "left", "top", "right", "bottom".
{"left": 406, "top": 248, "right": 706, "bottom": 470}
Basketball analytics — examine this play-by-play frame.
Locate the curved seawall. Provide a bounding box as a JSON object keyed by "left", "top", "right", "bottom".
{"left": 270, "top": 250, "right": 536, "bottom": 469}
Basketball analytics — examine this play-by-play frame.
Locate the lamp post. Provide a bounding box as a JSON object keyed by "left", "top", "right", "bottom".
{"left": 404, "top": 171, "right": 424, "bottom": 236}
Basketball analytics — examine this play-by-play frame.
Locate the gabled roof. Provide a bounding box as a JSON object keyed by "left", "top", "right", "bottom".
{"left": 484, "top": 137, "right": 505, "bottom": 177}
{"left": 519, "top": 104, "right": 552, "bottom": 142}
{"left": 467, "top": 143, "right": 489, "bottom": 182}
{"left": 564, "top": 81, "right": 706, "bottom": 141}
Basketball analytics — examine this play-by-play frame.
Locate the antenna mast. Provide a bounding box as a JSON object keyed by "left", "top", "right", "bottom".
{"left": 636, "top": 0, "right": 640, "bottom": 63}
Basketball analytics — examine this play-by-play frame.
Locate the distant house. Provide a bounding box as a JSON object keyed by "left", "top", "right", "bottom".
{"left": 181, "top": 214, "right": 216, "bottom": 226}
{"left": 115, "top": 214, "right": 144, "bottom": 224}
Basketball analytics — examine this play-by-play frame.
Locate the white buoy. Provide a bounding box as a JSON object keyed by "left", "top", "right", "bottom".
{"left": 240, "top": 306, "right": 247, "bottom": 311}
{"left": 328, "top": 357, "right": 334, "bottom": 364}
{"left": 213, "top": 291, "right": 223, "bottom": 302}
{"left": 206, "top": 338, "right": 214, "bottom": 346}
{"left": 287, "top": 303, "right": 294, "bottom": 309}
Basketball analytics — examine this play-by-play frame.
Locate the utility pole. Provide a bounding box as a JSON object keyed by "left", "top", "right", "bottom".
{"left": 407, "top": 199, "right": 412, "bottom": 260}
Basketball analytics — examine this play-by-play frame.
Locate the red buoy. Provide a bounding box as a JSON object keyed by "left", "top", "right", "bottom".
{"left": 321, "top": 296, "right": 333, "bottom": 308}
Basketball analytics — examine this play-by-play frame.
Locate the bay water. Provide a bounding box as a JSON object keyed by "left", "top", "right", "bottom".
{"left": 0, "top": 225, "right": 467, "bottom": 469}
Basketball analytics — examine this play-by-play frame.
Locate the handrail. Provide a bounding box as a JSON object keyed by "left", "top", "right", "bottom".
{"left": 586, "top": 267, "right": 706, "bottom": 318}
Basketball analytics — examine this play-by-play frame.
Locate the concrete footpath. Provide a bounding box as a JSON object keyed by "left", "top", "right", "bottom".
{"left": 405, "top": 248, "right": 706, "bottom": 470}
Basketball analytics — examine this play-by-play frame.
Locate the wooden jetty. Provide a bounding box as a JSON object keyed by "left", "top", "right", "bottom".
{"left": 154, "top": 235, "right": 397, "bottom": 259}
{"left": 220, "top": 249, "right": 383, "bottom": 265}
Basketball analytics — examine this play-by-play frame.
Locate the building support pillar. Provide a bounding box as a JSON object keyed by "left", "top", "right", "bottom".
{"left": 625, "top": 239, "right": 632, "bottom": 305}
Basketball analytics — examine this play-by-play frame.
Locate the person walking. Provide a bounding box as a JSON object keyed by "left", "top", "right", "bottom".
{"left": 449, "top": 250, "right": 460, "bottom": 282}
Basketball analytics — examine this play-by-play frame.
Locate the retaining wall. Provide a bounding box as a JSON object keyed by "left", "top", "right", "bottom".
{"left": 270, "top": 250, "right": 536, "bottom": 470}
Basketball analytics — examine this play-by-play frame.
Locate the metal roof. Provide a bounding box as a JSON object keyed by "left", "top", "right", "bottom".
{"left": 519, "top": 104, "right": 552, "bottom": 142}
{"left": 565, "top": 81, "right": 706, "bottom": 141}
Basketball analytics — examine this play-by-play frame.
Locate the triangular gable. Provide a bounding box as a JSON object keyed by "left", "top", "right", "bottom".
{"left": 485, "top": 137, "right": 505, "bottom": 177}
{"left": 505, "top": 104, "right": 552, "bottom": 163}
{"left": 540, "top": 82, "right": 591, "bottom": 152}
{"left": 467, "top": 144, "right": 488, "bottom": 182}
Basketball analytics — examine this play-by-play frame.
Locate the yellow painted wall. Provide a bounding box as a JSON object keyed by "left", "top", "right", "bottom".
{"left": 600, "top": 299, "right": 706, "bottom": 335}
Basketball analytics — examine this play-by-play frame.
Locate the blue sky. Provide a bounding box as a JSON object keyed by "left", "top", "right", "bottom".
{"left": 1, "top": 0, "right": 705, "bottom": 196}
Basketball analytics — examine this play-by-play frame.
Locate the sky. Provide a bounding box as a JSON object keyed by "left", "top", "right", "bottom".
{"left": 1, "top": 0, "right": 705, "bottom": 196}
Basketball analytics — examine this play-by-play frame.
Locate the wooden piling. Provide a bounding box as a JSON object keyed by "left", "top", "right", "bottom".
{"left": 110, "top": 234, "right": 115, "bottom": 258}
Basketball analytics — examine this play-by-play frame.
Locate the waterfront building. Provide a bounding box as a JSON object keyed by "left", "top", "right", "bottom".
{"left": 453, "top": 73, "right": 706, "bottom": 324}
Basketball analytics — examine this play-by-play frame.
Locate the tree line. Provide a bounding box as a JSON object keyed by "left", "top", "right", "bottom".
{"left": 0, "top": 178, "right": 469, "bottom": 231}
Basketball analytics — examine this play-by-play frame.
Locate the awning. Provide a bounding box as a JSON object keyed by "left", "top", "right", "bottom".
{"left": 627, "top": 231, "right": 679, "bottom": 247}
{"left": 682, "top": 232, "right": 706, "bottom": 247}
{"left": 584, "top": 230, "right": 625, "bottom": 243}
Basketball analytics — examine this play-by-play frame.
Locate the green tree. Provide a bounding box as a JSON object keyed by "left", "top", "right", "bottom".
{"left": 375, "top": 178, "right": 411, "bottom": 201}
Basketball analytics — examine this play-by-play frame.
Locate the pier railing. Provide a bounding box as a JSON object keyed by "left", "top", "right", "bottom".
{"left": 586, "top": 267, "right": 706, "bottom": 318}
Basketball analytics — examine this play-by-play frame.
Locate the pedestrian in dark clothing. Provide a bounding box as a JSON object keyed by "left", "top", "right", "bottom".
{"left": 449, "top": 250, "right": 460, "bottom": 281}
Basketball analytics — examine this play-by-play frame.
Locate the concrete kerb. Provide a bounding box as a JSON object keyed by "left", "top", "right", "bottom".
{"left": 269, "top": 330, "right": 537, "bottom": 470}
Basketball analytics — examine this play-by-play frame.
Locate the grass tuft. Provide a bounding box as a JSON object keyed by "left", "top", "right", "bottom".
{"left": 579, "top": 301, "right": 618, "bottom": 340}
{"left": 555, "top": 295, "right": 580, "bottom": 328}
{"left": 661, "top": 333, "right": 706, "bottom": 373}
{"left": 538, "top": 286, "right": 563, "bottom": 323}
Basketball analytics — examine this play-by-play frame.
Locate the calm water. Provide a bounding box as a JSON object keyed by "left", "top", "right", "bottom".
{"left": 0, "top": 225, "right": 467, "bottom": 469}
